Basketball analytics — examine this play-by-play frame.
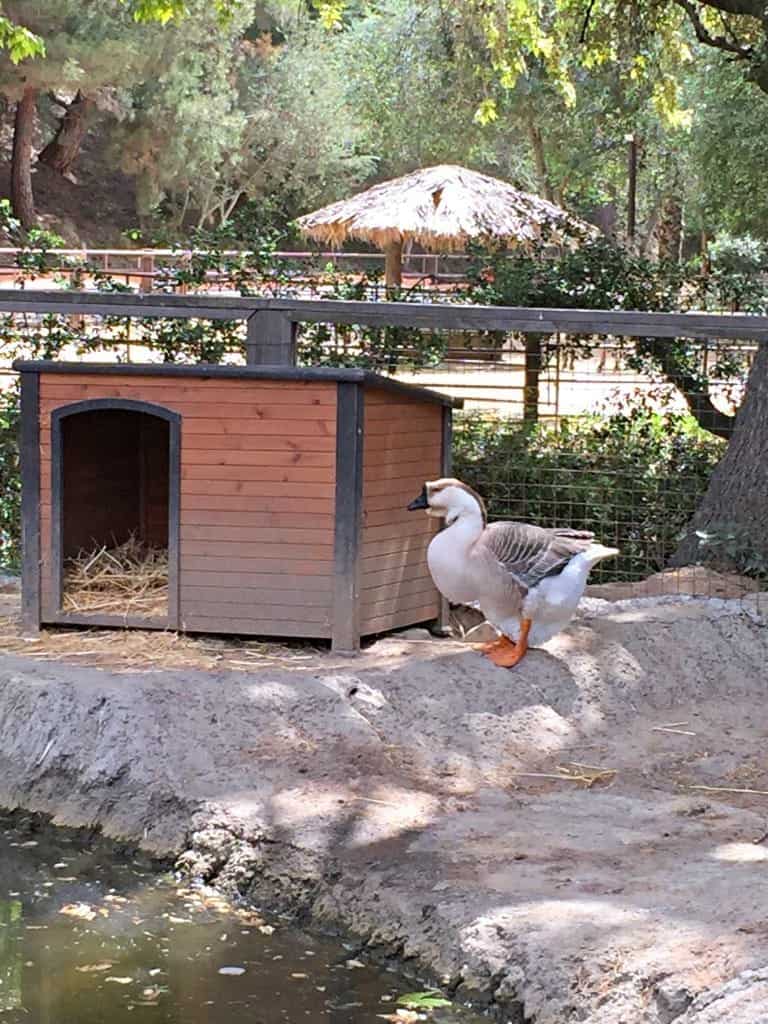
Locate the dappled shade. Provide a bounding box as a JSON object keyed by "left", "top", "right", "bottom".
{"left": 297, "top": 164, "right": 595, "bottom": 285}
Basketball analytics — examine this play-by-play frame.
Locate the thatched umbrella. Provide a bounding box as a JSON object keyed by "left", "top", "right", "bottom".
{"left": 297, "top": 164, "right": 594, "bottom": 287}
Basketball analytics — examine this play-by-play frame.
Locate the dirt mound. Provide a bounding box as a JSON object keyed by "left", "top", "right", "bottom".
{"left": 0, "top": 595, "right": 767, "bottom": 1022}
{"left": 586, "top": 565, "right": 760, "bottom": 602}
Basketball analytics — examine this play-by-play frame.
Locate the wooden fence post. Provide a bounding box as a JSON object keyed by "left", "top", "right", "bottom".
{"left": 245, "top": 310, "right": 297, "bottom": 366}
{"left": 138, "top": 254, "right": 154, "bottom": 293}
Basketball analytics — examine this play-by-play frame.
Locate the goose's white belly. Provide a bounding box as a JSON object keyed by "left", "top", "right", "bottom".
{"left": 487, "top": 567, "right": 588, "bottom": 647}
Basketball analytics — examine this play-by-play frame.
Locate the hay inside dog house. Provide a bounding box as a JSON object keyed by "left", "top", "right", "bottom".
{"left": 16, "top": 361, "right": 459, "bottom": 652}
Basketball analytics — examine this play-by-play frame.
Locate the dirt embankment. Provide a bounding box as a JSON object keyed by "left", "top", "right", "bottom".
{"left": 1, "top": 592, "right": 768, "bottom": 1023}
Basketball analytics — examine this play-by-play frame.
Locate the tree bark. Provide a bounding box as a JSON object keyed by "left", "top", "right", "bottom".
{"left": 525, "top": 117, "right": 555, "bottom": 203}
{"left": 38, "top": 91, "right": 94, "bottom": 176}
{"left": 384, "top": 240, "right": 403, "bottom": 289}
{"left": 672, "top": 340, "right": 768, "bottom": 567}
{"left": 11, "top": 86, "right": 38, "bottom": 230}
{"left": 657, "top": 192, "right": 684, "bottom": 262}
{"left": 627, "top": 135, "right": 638, "bottom": 245}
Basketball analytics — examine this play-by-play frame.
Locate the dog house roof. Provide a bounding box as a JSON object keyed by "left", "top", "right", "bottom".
{"left": 13, "top": 360, "right": 463, "bottom": 409}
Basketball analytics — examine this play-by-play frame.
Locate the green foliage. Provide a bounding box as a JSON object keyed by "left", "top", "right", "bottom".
{"left": 117, "top": 8, "right": 371, "bottom": 232}
{"left": 685, "top": 60, "right": 768, "bottom": 238}
{"left": 0, "top": 385, "right": 20, "bottom": 570}
{"left": 453, "top": 410, "right": 723, "bottom": 581}
{"left": 466, "top": 236, "right": 685, "bottom": 313}
{"left": 698, "top": 232, "right": 768, "bottom": 313}
{"left": 0, "top": 15, "right": 45, "bottom": 62}
{"left": 396, "top": 990, "right": 453, "bottom": 1010}
{"left": 296, "top": 271, "right": 451, "bottom": 371}
{"left": 339, "top": 0, "right": 508, "bottom": 178}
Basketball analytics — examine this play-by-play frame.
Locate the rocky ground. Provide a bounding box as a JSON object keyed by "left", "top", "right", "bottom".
{"left": 0, "top": 587, "right": 767, "bottom": 1023}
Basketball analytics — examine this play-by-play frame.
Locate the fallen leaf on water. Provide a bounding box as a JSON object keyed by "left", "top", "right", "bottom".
{"left": 60, "top": 903, "right": 96, "bottom": 921}
{"left": 104, "top": 895, "right": 128, "bottom": 905}
{"left": 396, "top": 991, "right": 453, "bottom": 1010}
{"left": 378, "top": 1013, "right": 423, "bottom": 1023}
{"left": 218, "top": 966, "right": 246, "bottom": 976}
{"left": 76, "top": 963, "right": 114, "bottom": 974}
{"left": 105, "top": 977, "right": 134, "bottom": 985}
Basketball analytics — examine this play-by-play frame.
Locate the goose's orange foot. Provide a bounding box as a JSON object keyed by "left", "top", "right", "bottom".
{"left": 473, "top": 635, "right": 506, "bottom": 654}
{"left": 484, "top": 619, "right": 532, "bottom": 669}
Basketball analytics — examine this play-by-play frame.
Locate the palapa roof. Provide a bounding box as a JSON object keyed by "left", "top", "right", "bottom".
{"left": 297, "top": 164, "right": 593, "bottom": 251}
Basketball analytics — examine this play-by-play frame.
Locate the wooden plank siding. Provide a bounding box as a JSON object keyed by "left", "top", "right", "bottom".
{"left": 359, "top": 386, "right": 441, "bottom": 636}
{"left": 37, "top": 373, "right": 337, "bottom": 636}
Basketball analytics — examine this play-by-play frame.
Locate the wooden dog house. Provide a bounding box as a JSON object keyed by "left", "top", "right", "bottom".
{"left": 16, "top": 361, "right": 459, "bottom": 652}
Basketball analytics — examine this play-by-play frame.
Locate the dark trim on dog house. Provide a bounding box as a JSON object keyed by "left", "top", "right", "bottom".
{"left": 12, "top": 360, "right": 461, "bottom": 409}
{"left": 332, "top": 381, "right": 364, "bottom": 654}
{"left": 49, "top": 397, "right": 182, "bottom": 629}
{"left": 20, "top": 371, "right": 40, "bottom": 635}
{"left": 433, "top": 404, "right": 454, "bottom": 637}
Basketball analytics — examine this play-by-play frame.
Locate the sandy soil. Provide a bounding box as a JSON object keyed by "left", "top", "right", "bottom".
{"left": 0, "top": 591, "right": 767, "bottom": 1023}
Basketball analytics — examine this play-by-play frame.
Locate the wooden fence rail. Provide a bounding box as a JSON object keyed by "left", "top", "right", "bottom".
{"left": 0, "top": 290, "right": 766, "bottom": 371}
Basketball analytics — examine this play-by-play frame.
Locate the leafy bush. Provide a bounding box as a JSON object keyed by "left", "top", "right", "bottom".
{"left": 296, "top": 271, "right": 451, "bottom": 372}
{"left": 0, "top": 386, "right": 20, "bottom": 571}
{"left": 453, "top": 409, "right": 723, "bottom": 581}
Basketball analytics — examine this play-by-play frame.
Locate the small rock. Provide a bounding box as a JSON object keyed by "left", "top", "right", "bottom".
{"left": 395, "top": 628, "right": 433, "bottom": 641}
{"left": 0, "top": 573, "right": 20, "bottom": 594}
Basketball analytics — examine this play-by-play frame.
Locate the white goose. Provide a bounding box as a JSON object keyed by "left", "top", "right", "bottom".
{"left": 407, "top": 478, "right": 619, "bottom": 668}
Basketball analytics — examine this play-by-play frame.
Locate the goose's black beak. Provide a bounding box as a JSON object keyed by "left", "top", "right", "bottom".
{"left": 407, "top": 485, "right": 429, "bottom": 511}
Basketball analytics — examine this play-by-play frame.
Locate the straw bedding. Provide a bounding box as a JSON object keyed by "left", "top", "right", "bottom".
{"left": 62, "top": 535, "right": 168, "bottom": 617}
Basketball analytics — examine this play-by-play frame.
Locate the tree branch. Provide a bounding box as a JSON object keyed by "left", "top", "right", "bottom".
{"left": 579, "top": 0, "right": 598, "bottom": 44}
{"left": 48, "top": 92, "right": 72, "bottom": 111}
{"left": 674, "top": 0, "right": 754, "bottom": 57}
{"left": 642, "top": 337, "right": 736, "bottom": 440}
{"left": 698, "top": 0, "right": 763, "bottom": 19}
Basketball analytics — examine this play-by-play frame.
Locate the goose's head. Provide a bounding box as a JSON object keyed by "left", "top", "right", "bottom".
{"left": 406, "top": 478, "right": 487, "bottom": 526}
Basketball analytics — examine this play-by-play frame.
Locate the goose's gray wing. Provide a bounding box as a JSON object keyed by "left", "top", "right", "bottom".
{"left": 481, "top": 522, "right": 595, "bottom": 591}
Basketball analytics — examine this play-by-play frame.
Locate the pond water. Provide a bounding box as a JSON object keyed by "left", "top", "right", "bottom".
{"left": 0, "top": 812, "right": 484, "bottom": 1024}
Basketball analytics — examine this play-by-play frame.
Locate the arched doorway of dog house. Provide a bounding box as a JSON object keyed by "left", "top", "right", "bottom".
{"left": 50, "top": 399, "right": 180, "bottom": 627}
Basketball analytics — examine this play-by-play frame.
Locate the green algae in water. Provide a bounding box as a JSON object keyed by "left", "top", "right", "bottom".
{"left": 0, "top": 813, "right": 482, "bottom": 1024}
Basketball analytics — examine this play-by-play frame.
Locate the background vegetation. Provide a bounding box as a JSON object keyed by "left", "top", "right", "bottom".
{"left": 0, "top": 0, "right": 766, "bottom": 581}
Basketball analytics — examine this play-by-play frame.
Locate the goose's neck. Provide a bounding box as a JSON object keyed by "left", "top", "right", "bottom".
{"left": 443, "top": 507, "right": 485, "bottom": 546}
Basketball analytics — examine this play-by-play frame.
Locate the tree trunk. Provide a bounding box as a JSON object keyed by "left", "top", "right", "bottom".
{"left": 626, "top": 135, "right": 638, "bottom": 246}
{"left": 38, "top": 91, "right": 94, "bottom": 176}
{"left": 11, "top": 86, "right": 38, "bottom": 230}
{"left": 672, "top": 340, "right": 768, "bottom": 567}
{"left": 525, "top": 117, "right": 555, "bottom": 203}
{"left": 384, "top": 240, "right": 402, "bottom": 289}
{"left": 657, "top": 192, "right": 683, "bottom": 262}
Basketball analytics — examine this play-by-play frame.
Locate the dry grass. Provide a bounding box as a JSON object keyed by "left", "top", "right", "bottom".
{"left": 0, "top": 593, "right": 322, "bottom": 674}
{"left": 62, "top": 536, "right": 168, "bottom": 617}
{"left": 297, "top": 164, "right": 595, "bottom": 251}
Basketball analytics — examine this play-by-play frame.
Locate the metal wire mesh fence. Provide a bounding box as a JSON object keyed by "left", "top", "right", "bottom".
{"left": 0, "top": 295, "right": 765, "bottom": 606}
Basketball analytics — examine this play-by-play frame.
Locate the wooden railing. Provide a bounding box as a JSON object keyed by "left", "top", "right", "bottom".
{"left": 1, "top": 289, "right": 764, "bottom": 422}
{"left": 0, "top": 288, "right": 766, "bottom": 365}
{"left": 0, "top": 248, "right": 469, "bottom": 290}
